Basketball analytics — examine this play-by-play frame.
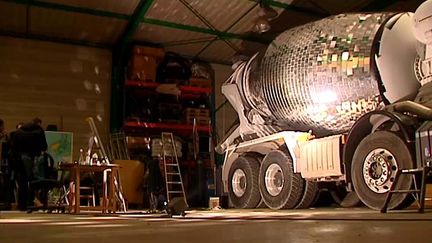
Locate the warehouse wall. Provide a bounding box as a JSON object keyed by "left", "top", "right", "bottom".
{"left": 211, "top": 63, "right": 237, "bottom": 145}
{"left": 0, "top": 37, "right": 111, "bottom": 161}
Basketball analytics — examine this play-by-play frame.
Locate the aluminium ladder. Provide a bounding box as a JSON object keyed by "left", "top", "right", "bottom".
{"left": 161, "top": 132, "right": 188, "bottom": 207}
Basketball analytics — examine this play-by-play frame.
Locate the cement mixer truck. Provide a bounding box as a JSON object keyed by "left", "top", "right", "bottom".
{"left": 216, "top": 1, "right": 432, "bottom": 210}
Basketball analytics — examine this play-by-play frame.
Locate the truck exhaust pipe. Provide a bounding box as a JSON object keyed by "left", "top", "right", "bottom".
{"left": 389, "top": 101, "right": 432, "bottom": 120}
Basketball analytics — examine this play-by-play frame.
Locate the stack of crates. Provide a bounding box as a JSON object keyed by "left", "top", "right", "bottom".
{"left": 185, "top": 108, "right": 210, "bottom": 125}
{"left": 151, "top": 137, "right": 183, "bottom": 158}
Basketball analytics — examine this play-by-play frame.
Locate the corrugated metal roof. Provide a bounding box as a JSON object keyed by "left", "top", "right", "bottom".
{"left": 145, "top": 0, "right": 207, "bottom": 28}
{"left": 39, "top": 0, "right": 140, "bottom": 15}
{"left": 165, "top": 42, "right": 210, "bottom": 57}
{"left": 198, "top": 40, "right": 236, "bottom": 63}
{"left": 30, "top": 7, "right": 127, "bottom": 45}
{"left": 229, "top": 5, "right": 285, "bottom": 34}
{"left": 133, "top": 23, "right": 213, "bottom": 44}
{"left": 0, "top": 0, "right": 423, "bottom": 64}
{"left": 0, "top": 1, "right": 27, "bottom": 34}
{"left": 186, "top": 0, "right": 257, "bottom": 31}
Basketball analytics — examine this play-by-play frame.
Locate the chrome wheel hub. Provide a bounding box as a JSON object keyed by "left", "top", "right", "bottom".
{"left": 363, "top": 148, "right": 398, "bottom": 193}
{"left": 232, "top": 169, "right": 247, "bottom": 197}
{"left": 265, "top": 163, "right": 284, "bottom": 196}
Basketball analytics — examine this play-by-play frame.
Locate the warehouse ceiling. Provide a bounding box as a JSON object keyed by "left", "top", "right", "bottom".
{"left": 0, "top": 0, "right": 425, "bottom": 64}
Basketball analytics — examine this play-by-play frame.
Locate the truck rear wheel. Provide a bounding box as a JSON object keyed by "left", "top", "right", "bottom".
{"left": 228, "top": 156, "right": 261, "bottom": 208}
{"left": 351, "top": 131, "right": 414, "bottom": 210}
{"left": 259, "top": 149, "right": 304, "bottom": 209}
{"left": 295, "top": 180, "right": 319, "bottom": 209}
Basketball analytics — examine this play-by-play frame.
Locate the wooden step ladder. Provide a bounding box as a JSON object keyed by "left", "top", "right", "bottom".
{"left": 381, "top": 165, "right": 431, "bottom": 213}
{"left": 161, "top": 132, "right": 188, "bottom": 209}
{"left": 85, "top": 117, "right": 127, "bottom": 212}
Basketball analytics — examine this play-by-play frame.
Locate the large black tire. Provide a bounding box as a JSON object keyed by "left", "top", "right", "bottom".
{"left": 329, "top": 184, "right": 362, "bottom": 208}
{"left": 259, "top": 149, "right": 304, "bottom": 209}
{"left": 295, "top": 180, "right": 319, "bottom": 209}
{"left": 351, "top": 131, "right": 415, "bottom": 210}
{"left": 228, "top": 156, "right": 261, "bottom": 208}
{"left": 256, "top": 199, "right": 267, "bottom": 209}
{"left": 338, "top": 191, "right": 362, "bottom": 208}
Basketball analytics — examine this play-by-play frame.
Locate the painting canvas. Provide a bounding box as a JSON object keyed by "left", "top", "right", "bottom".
{"left": 45, "top": 131, "right": 73, "bottom": 165}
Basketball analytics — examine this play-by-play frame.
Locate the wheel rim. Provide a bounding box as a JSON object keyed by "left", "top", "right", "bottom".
{"left": 265, "top": 163, "right": 284, "bottom": 196}
{"left": 362, "top": 148, "right": 398, "bottom": 194}
{"left": 232, "top": 169, "right": 247, "bottom": 197}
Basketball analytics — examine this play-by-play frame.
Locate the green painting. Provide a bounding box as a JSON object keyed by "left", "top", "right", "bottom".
{"left": 45, "top": 131, "right": 73, "bottom": 165}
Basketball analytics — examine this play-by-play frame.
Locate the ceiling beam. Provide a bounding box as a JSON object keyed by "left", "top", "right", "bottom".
{"left": 3, "top": 0, "right": 130, "bottom": 19}
{"left": 0, "top": 30, "right": 110, "bottom": 49}
{"left": 2, "top": 0, "right": 270, "bottom": 45}
{"left": 180, "top": 54, "right": 231, "bottom": 66}
{"left": 117, "top": 0, "right": 154, "bottom": 46}
{"left": 194, "top": 2, "right": 259, "bottom": 59}
{"left": 143, "top": 18, "right": 270, "bottom": 44}
{"left": 162, "top": 37, "right": 216, "bottom": 47}
{"left": 178, "top": 0, "right": 239, "bottom": 52}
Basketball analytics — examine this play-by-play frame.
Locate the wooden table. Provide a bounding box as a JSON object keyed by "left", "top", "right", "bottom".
{"left": 59, "top": 163, "right": 120, "bottom": 214}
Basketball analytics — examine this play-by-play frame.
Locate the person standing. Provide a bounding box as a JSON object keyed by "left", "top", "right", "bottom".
{"left": 147, "top": 158, "right": 164, "bottom": 212}
{"left": 12, "top": 118, "right": 48, "bottom": 210}
{"left": 0, "top": 119, "right": 7, "bottom": 164}
{"left": 0, "top": 119, "right": 5, "bottom": 138}
{"left": 0, "top": 119, "right": 12, "bottom": 209}
{"left": 5, "top": 122, "right": 24, "bottom": 208}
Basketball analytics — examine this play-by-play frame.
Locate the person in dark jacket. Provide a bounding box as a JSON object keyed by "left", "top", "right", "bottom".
{"left": 0, "top": 118, "right": 12, "bottom": 208}
{"left": 0, "top": 119, "right": 7, "bottom": 167}
{"left": 0, "top": 121, "right": 24, "bottom": 208}
{"left": 8, "top": 122, "right": 24, "bottom": 182}
{"left": 0, "top": 119, "right": 6, "bottom": 139}
{"left": 0, "top": 119, "right": 7, "bottom": 162}
{"left": 147, "top": 158, "right": 164, "bottom": 212}
{"left": 12, "top": 118, "right": 48, "bottom": 210}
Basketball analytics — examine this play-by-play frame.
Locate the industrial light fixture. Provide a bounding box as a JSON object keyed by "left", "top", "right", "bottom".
{"left": 254, "top": 0, "right": 278, "bottom": 33}
{"left": 254, "top": 15, "right": 271, "bottom": 33}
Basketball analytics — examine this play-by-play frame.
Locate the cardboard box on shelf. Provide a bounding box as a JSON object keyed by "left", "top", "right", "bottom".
{"left": 133, "top": 46, "right": 165, "bottom": 57}
{"left": 185, "top": 108, "right": 210, "bottom": 125}
{"left": 128, "top": 46, "right": 165, "bottom": 82}
{"left": 126, "top": 136, "right": 151, "bottom": 149}
{"left": 129, "top": 55, "right": 157, "bottom": 82}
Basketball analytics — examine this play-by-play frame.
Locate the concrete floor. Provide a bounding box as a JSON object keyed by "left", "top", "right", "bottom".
{"left": 1, "top": 208, "right": 431, "bottom": 243}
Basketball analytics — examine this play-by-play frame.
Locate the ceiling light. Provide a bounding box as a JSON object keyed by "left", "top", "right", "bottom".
{"left": 254, "top": 16, "right": 271, "bottom": 33}
{"left": 253, "top": 1, "right": 278, "bottom": 33}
